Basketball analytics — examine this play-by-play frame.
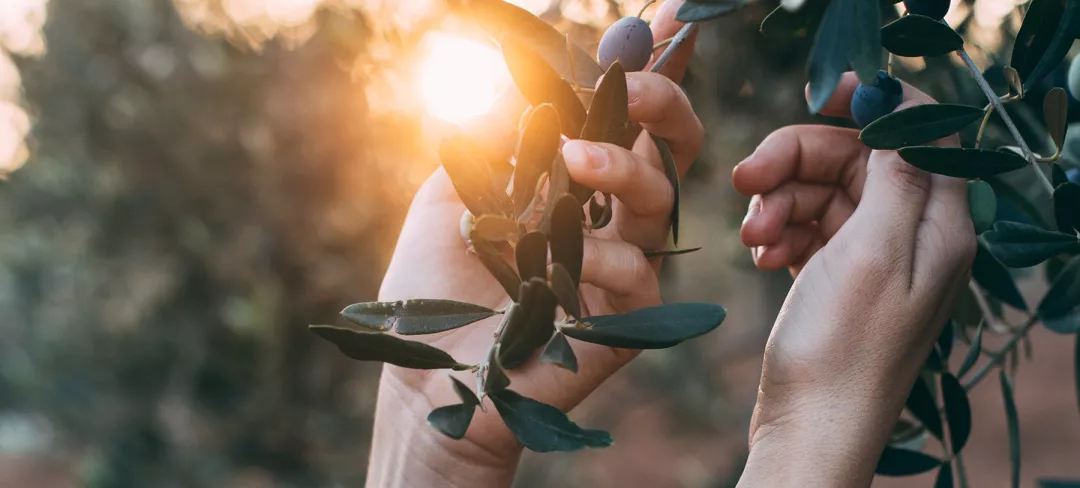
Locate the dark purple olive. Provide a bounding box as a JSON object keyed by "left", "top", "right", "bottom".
{"left": 903, "top": 0, "right": 949, "bottom": 20}
{"left": 597, "top": 16, "right": 653, "bottom": 72}
{"left": 851, "top": 70, "right": 904, "bottom": 128}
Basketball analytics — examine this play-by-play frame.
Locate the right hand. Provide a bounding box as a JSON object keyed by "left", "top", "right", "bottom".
{"left": 731, "top": 73, "right": 977, "bottom": 487}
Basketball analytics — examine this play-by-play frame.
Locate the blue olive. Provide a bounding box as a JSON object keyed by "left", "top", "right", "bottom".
{"left": 851, "top": 71, "right": 904, "bottom": 128}
{"left": 903, "top": 0, "right": 950, "bottom": 20}
{"left": 597, "top": 17, "right": 654, "bottom": 73}
{"left": 1068, "top": 59, "right": 1080, "bottom": 102}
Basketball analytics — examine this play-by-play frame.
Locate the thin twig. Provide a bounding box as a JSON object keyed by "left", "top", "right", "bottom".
{"left": 653, "top": 37, "right": 674, "bottom": 50}
{"left": 963, "top": 314, "right": 1039, "bottom": 391}
{"left": 955, "top": 452, "right": 970, "bottom": 488}
{"left": 957, "top": 48, "right": 1055, "bottom": 195}
{"left": 649, "top": 22, "right": 697, "bottom": 73}
{"left": 974, "top": 106, "right": 994, "bottom": 149}
{"left": 637, "top": 0, "right": 657, "bottom": 18}
{"left": 968, "top": 280, "right": 1011, "bottom": 333}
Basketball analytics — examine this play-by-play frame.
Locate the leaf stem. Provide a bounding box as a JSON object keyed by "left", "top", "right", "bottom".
{"left": 637, "top": 0, "right": 657, "bottom": 19}
{"left": 963, "top": 314, "right": 1039, "bottom": 391}
{"left": 887, "top": 52, "right": 895, "bottom": 76}
{"left": 974, "top": 106, "right": 994, "bottom": 149}
{"left": 650, "top": 22, "right": 697, "bottom": 74}
{"left": 957, "top": 48, "right": 1055, "bottom": 195}
{"left": 955, "top": 452, "right": 970, "bottom": 488}
{"left": 476, "top": 303, "right": 517, "bottom": 402}
{"left": 653, "top": 37, "right": 674, "bottom": 50}
{"left": 968, "top": 280, "right": 1010, "bottom": 333}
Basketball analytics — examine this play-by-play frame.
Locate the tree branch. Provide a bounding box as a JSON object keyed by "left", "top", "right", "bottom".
{"left": 649, "top": 22, "right": 697, "bottom": 74}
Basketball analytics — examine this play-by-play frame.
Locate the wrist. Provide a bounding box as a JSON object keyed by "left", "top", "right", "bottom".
{"left": 366, "top": 369, "right": 521, "bottom": 488}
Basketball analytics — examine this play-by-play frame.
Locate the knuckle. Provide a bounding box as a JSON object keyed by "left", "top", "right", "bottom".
{"left": 884, "top": 161, "right": 932, "bottom": 198}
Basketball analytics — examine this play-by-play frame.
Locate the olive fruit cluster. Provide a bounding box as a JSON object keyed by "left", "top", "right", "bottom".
{"left": 851, "top": 70, "right": 904, "bottom": 128}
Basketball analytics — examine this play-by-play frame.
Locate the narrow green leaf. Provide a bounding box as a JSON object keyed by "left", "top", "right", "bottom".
{"left": 549, "top": 262, "right": 581, "bottom": 321}
{"left": 651, "top": 135, "right": 681, "bottom": 246}
{"left": 875, "top": 446, "right": 942, "bottom": 476}
{"left": 957, "top": 322, "right": 984, "bottom": 379}
{"left": 1000, "top": 371, "right": 1021, "bottom": 488}
{"left": 898, "top": 147, "right": 1027, "bottom": 178}
{"left": 1044, "top": 307, "right": 1080, "bottom": 334}
{"left": 341, "top": 299, "right": 496, "bottom": 335}
{"left": 474, "top": 215, "right": 521, "bottom": 244}
{"left": 938, "top": 320, "right": 954, "bottom": 362}
{"left": 1004, "top": 66, "right": 1024, "bottom": 98}
{"left": 972, "top": 241, "right": 1029, "bottom": 311}
{"left": 310, "top": 325, "right": 467, "bottom": 370}
{"left": 952, "top": 286, "right": 984, "bottom": 328}
{"left": 1039, "top": 480, "right": 1080, "bottom": 488}
{"left": 550, "top": 194, "right": 584, "bottom": 286}
{"left": 849, "top": 0, "right": 882, "bottom": 85}
{"left": 941, "top": 373, "right": 972, "bottom": 452}
{"left": 515, "top": 231, "right": 548, "bottom": 282}
{"left": 1010, "top": 0, "right": 1066, "bottom": 83}
{"left": 860, "top": 104, "right": 985, "bottom": 149}
{"left": 760, "top": 0, "right": 829, "bottom": 39}
{"left": 1046, "top": 87, "right": 1069, "bottom": 152}
{"left": 906, "top": 375, "right": 944, "bottom": 440}
{"left": 486, "top": 346, "right": 512, "bottom": 393}
{"left": 935, "top": 463, "right": 954, "bottom": 488}
{"left": 490, "top": 389, "right": 612, "bottom": 452}
{"left": 440, "top": 134, "right": 513, "bottom": 217}
{"left": 983, "top": 221, "right": 1080, "bottom": 268}
{"left": 1039, "top": 255, "right": 1080, "bottom": 319}
{"left": 677, "top": 0, "right": 746, "bottom": 22}
{"left": 513, "top": 104, "right": 560, "bottom": 218}
{"left": 987, "top": 177, "right": 1054, "bottom": 229}
{"left": 471, "top": 232, "right": 522, "bottom": 301}
{"left": 459, "top": 0, "right": 602, "bottom": 86}
{"left": 539, "top": 154, "right": 570, "bottom": 234}
{"left": 561, "top": 303, "right": 726, "bottom": 349}
{"left": 1053, "top": 163, "right": 1070, "bottom": 188}
{"left": 968, "top": 180, "right": 998, "bottom": 234}
{"left": 581, "top": 61, "right": 629, "bottom": 144}
{"left": 1054, "top": 182, "right": 1080, "bottom": 233}
{"left": 1024, "top": 0, "right": 1080, "bottom": 88}
{"left": 498, "top": 279, "right": 557, "bottom": 369}
{"left": 807, "top": 0, "right": 853, "bottom": 113}
{"left": 541, "top": 331, "right": 579, "bottom": 373}
{"left": 881, "top": 14, "right": 964, "bottom": 57}
{"left": 450, "top": 376, "right": 481, "bottom": 407}
{"left": 644, "top": 247, "right": 703, "bottom": 258}
{"left": 588, "top": 194, "right": 613, "bottom": 230}
{"left": 501, "top": 35, "right": 586, "bottom": 137}
{"left": 427, "top": 404, "right": 475, "bottom": 440}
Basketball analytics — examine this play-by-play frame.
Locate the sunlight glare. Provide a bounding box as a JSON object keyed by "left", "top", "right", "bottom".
{"left": 419, "top": 33, "right": 510, "bottom": 126}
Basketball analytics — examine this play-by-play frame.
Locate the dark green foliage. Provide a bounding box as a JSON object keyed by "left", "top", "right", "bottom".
{"left": 427, "top": 404, "right": 476, "bottom": 440}
{"left": 310, "top": 325, "right": 467, "bottom": 370}
{"left": 644, "top": 247, "right": 703, "bottom": 257}
{"left": 541, "top": 332, "right": 579, "bottom": 373}
{"left": 957, "top": 322, "right": 984, "bottom": 378}
{"left": 561, "top": 303, "right": 726, "bottom": 349}
{"left": 859, "top": 104, "right": 985, "bottom": 149}
{"left": 513, "top": 104, "right": 561, "bottom": 218}
{"left": 549, "top": 263, "right": 582, "bottom": 321}
{"left": 341, "top": 299, "right": 497, "bottom": 335}
{"left": 972, "top": 241, "right": 1029, "bottom": 311}
{"left": 968, "top": 180, "right": 998, "bottom": 235}
{"left": 849, "top": 0, "right": 883, "bottom": 85}
{"left": 501, "top": 34, "right": 587, "bottom": 136}
{"left": 498, "top": 280, "right": 558, "bottom": 369}
{"left": 574, "top": 61, "right": 631, "bottom": 202}
{"left": 1039, "top": 480, "right": 1080, "bottom": 488}
{"left": 807, "top": 0, "right": 860, "bottom": 113}
{"left": 906, "top": 375, "right": 944, "bottom": 440}
{"left": 1054, "top": 182, "right": 1080, "bottom": 233}
{"left": 551, "top": 195, "right": 585, "bottom": 286}
{"left": 941, "top": 373, "right": 972, "bottom": 452}
{"left": 1040, "top": 255, "right": 1080, "bottom": 322}
{"left": 653, "top": 135, "right": 681, "bottom": 246}
{"left": 875, "top": 446, "right": 942, "bottom": 476}
{"left": 1022, "top": 0, "right": 1080, "bottom": 89}
{"left": 903, "top": 0, "right": 949, "bottom": 20}
{"left": 1053, "top": 163, "right": 1070, "bottom": 188}
{"left": 881, "top": 14, "right": 964, "bottom": 57}
{"left": 898, "top": 147, "right": 1028, "bottom": 178}
{"left": 934, "top": 462, "right": 953, "bottom": 488}
{"left": 1011, "top": 0, "right": 1067, "bottom": 84}
{"left": 925, "top": 320, "right": 955, "bottom": 371}
{"left": 760, "top": 0, "right": 830, "bottom": 39}
{"left": 1045, "top": 88, "right": 1068, "bottom": 151}
{"left": 676, "top": 0, "right": 747, "bottom": 22}
{"left": 490, "top": 389, "right": 612, "bottom": 452}
{"left": 486, "top": 348, "right": 512, "bottom": 392}
{"left": 1000, "top": 371, "right": 1021, "bottom": 488}
{"left": 597, "top": 18, "right": 653, "bottom": 72}
{"left": 983, "top": 221, "right": 1080, "bottom": 268}
{"left": 471, "top": 232, "right": 523, "bottom": 301}
{"left": 516, "top": 231, "right": 549, "bottom": 282}
{"left": 440, "top": 134, "right": 514, "bottom": 217}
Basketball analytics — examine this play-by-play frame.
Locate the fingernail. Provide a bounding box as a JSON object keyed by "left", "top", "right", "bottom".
{"left": 563, "top": 140, "right": 607, "bottom": 170}
{"left": 626, "top": 76, "right": 642, "bottom": 105}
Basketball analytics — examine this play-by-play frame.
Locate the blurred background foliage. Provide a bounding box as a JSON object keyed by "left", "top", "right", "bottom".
{"left": 0, "top": 0, "right": 1076, "bottom": 487}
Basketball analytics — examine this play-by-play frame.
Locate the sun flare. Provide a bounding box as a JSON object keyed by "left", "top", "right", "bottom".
{"left": 419, "top": 33, "right": 511, "bottom": 125}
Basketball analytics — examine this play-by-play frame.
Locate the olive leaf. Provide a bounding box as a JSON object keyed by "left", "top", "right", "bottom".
{"left": 941, "top": 373, "right": 972, "bottom": 452}
{"left": 952, "top": 286, "right": 985, "bottom": 328}
{"left": 676, "top": 0, "right": 747, "bottom": 22}
{"left": 968, "top": 180, "right": 997, "bottom": 235}
{"left": 1010, "top": 0, "right": 1066, "bottom": 84}
{"left": 459, "top": 0, "right": 602, "bottom": 87}
{"left": 925, "top": 319, "right": 955, "bottom": 372}
{"left": 486, "top": 345, "right": 512, "bottom": 393}
{"left": 309, "top": 325, "right": 468, "bottom": 370}
{"left": 881, "top": 14, "right": 964, "bottom": 57}
{"left": 440, "top": 134, "right": 513, "bottom": 217}
{"left": 471, "top": 232, "right": 523, "bottom": 301}
{"left": 426, "top": 376, "right": 482, "bottom": 440}
{"left": 513, "top": 104, "right": 561, "bottom": 218}
{"left": 490, "top": 389, "right": 612, "bottom": 452}
{"left": 1044, "top": 307, "right": 1080, "bottom": 334}
{"left": 588, "top": 194, "right": 613, "bottom": 230}
{"left": 541, "top": 331, "right": 579, "bottom": 373}
{"left": 972, "top": 241, "right": 1028, "bottom": 311}
{"left": 644, "top": 247, "right": 703, "bottom": 257}
{"left": 540, "top": 154, "right": 571, "bottom": 234}
{"left": 1000, "top": 371, "right": 1021, "bottom": 488}
{"left": 1039, "top": 255, "right": 1080, "bottom": 320}
{"left": 498, "top": 278, "right": 557, "bottom": 369}
{"left": 982, "top": 221, "right": 1080, "bottom": 268}
{"left": 1039, "top": 480, "right": 1080, "bottom": 488}
{"left": 760, "top": 0, "right": 829, "bottom": 39}
{"left": 515, "top": 231, "right": 549, "bottom": 282}
{"left": 501, "top": 34, "right": 587, "bottom": 137}
{"left": 898, "top": 147, "right": 1027, "bottom": 178}
{"left": 1045, "top": 87, "right": 1068, "bottom": 153}
{"left": 653, "top": 135, "right": 681, "bottom": 246}
{"left": 574, "top": 61, "right": 630, "bottom": 203}
{"left": 848, "top": 0, "right": 881, "bottom": 85}
{"left": 1053, "top": 163, "right": 1070, "bottom": 188}
{"left": 957, "top": 321, "right": 984, "bottom": 378}
{"left": 1021, "top": 0, "right": 1080, "bottom": 89}
{"left": 561, "top": 303, "right": 726, "bottom": 349}
{"left": 550, "top": 194, "right": 584, "bottom": 286}
{"left": 935, "top": 463, "right": 954, "bottom": 488}
{"left": 988, "top": 177, "right": 1053, "bottom": 229}
{"left": 341, "top": 299, "right": 497, "bottom": 335}
{"left": 549, "top": 262, "right": 582, "bottom": 321}
{"left": 807, "top": 0, "right": 856, "bottom": 113}
{"left": 875, "top": 446, "right": 942, "bottom": 476}
{"left": 1054, "top": 182, "right": 1080, "bottom": 234}
{"left": 859, "top": 104, "right": 985, "bottom": 150}
{"left": 474, "top": 215, "right": 522, "bottom": 244}
{"left": 1003, "top": 66, "right": 1024, "bottom": 98}
{"left": 906, "top": 375, "right": 944, "bottom": 440}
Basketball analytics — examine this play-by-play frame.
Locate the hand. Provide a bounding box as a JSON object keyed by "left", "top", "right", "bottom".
{"left": 732, "top": 73, "right": 977, "bottom": 487}
{"left": 368, "top": 2, "right": 701, "bottom": 486}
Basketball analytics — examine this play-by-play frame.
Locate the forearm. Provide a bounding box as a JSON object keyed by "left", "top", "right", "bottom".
{"left": 365, "top": 371, "right": 520, "bottom": 488}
